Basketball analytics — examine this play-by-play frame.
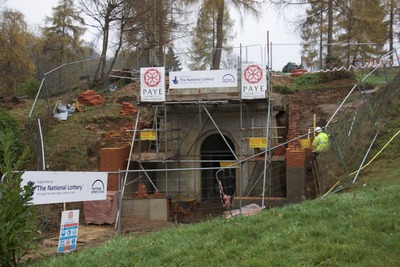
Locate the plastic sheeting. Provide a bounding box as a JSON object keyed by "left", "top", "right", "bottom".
{"left": 225, "top": 203, "right": 262, "bottom": 219}
{"left": 53, "top": 102, "right": 75, "bottom": 121}
{"left": 84, "top": 191, "right": 118, "bottom": 224}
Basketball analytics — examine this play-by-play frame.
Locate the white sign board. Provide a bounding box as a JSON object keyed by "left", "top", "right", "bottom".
{"left": 241, "top": 64, "right": 267, "bottom": 99}
{"left": 57, "top": 210, "right": 79, "bottom": 253}
{"left": 169, "top": 69, "right": 237, "bottom": 89}
{"left": 140, "top": 67, "right": 165, "bottom": 102}
{"left": 21, "top": 171, "right": 107, "bottom": 205}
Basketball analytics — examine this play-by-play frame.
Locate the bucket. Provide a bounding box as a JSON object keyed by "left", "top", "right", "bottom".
{"left": 298, "top": 139, "right": 311, "bottom": 148}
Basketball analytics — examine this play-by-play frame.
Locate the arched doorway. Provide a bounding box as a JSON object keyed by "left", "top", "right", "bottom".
{"left": 201, "top": 134, "right": 236, "bottom": 202}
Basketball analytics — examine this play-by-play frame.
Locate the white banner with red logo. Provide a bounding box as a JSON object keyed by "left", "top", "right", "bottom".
{"left": 241, "top": 64, "right": 267, "bottom": 99}
{"left": 140, "top": 67, "right": 166, "bottom": 102}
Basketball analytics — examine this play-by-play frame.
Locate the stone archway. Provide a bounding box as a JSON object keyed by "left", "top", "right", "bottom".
{"left": 200, "top": 134, "right": 236, "bottom": 202}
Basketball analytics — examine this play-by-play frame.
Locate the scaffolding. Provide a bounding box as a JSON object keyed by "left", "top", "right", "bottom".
{"left": 119, "top": 45, "right": 289, "bottom": 217}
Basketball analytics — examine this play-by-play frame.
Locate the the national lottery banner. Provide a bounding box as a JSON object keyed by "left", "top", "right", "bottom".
{"left": 140, "top": 67, "right": 166, "bottom": 102}
{"left": 57, "top": 210, "right": 79, "bottom": 253}
{"left": 21, "top": 171, "right": 107, "bottom": 205}
{"left": 169, "top": 69, "right": 237, "bottom": 89}
{"left": 241, "top": 64, "right": 267, "bottom": 99}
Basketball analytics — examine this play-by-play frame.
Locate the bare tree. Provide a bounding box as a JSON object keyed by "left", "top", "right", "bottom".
{"left": 123, "top": 0, "right": 181, "bottom": 67}
{"left": 78, "top": 0, "right": 128, "bottom": 82}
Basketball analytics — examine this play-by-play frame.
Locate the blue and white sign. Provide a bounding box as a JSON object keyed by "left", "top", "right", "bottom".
{"left": 169, "top": 69, "right": 237, "bottom": 89}
{"left": 21, "top": 171, "right": 108, "bottom": 205}
{"left": 57, "top": 210, "right": 79, "bottom": 253}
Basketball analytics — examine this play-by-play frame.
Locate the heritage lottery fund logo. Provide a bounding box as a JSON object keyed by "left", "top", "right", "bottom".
{"left": 91, "top": 179, "right": 105, "bottom": 194}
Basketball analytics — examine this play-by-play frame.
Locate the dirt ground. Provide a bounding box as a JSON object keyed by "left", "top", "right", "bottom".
{"left": 28, "top": 218, "right": 177, "bottom": 261}
{"left": 26, "top": 202, "right": 225, "bottom": 263}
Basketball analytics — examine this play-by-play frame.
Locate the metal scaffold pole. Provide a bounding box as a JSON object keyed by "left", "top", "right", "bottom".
{"left": 239, "top": 44, "right": 243, "bottom": 211}
{"left": 115, "top": 106, "right": 141, "bottom": 229}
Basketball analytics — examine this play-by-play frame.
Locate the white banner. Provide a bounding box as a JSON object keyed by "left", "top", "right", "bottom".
{"left": 241, "top": 64, "right": 267, "bottom": 99}
{"left": 21, "top": 171, "right": 108, "bottom": 205}
{"left": 169, "top": 69, "right": 237, "bottom": 89}
{"left": 140, "top": 67, "right": 166, "bottom": 102}
{"left": 57, "top": 210, "right": 79, "bottom": 253}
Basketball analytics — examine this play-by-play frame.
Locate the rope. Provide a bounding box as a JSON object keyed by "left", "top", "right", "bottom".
{"left": 349, "top": 129, "right": 400, "bottom": 176}
{"left": 323, "top": 129, "right": 400, "bottom": 196}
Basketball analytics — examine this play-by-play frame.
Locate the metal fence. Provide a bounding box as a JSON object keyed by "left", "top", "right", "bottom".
{"left": 315, "top": 48, "right": 400, "bottom": 195}
{"left": 28, "top": 57, "right": 107, "bottom": 169}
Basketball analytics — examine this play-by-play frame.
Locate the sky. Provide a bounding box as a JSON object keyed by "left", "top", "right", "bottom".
{"left": 6, "top": 0, "right": 302, "bottom": 71}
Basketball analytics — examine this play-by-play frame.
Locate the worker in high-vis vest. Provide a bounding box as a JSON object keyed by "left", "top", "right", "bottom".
{"left": 312, "top": 127, "right": 330, "bottom": 152}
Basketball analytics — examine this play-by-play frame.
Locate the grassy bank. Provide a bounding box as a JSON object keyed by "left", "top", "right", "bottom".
{"left": 26, "top": 117, "right": 400, "bottom": 267}
{"left": 27, "top": 180, "right": 400, "bottom": 266}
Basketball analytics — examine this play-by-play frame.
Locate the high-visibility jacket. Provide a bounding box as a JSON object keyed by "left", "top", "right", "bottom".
{"left": 312, "top": 132, "right": 330, "bottom": 152}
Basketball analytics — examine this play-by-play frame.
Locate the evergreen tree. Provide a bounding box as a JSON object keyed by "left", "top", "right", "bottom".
{"left": 165, "top": 46, "right": 182, "bottom": 71}
{"left": 383, "top": 0, "right": 400, "bottom": 57}
{"left": 188, "top": 2, "right": 235, "bottom": 70}
{"left": 299, "top": 1, "right": 327, "bottom": 70}
{"left": 335, "top": 0, "right": 387, "bottom": 66}
{"left": 42, "top": 0, "right": 86, "bottom": 65}
{"left": 274, "top": 0, "right": 389, "bottom": 69}
{"left": 0, "top": 111, "right": 37, "bottom": 267}
{"left": 184, "top": 0, "right": 260, "bottom": 70}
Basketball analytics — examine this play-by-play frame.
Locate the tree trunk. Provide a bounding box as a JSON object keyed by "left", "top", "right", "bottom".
{"left": 109, "top": 17, "right": 125, "bottom": 73}
{"left": 389, "top": 0, "right": 394, "bottom": 60}
{"left": 212, "top": 0, "right": 224, "bottom": 70}
{"left": 94, "top": 21, "right": 109, "bottom": 82}
{"left": 327, "top": 0, "right": 333, "bottom": 58}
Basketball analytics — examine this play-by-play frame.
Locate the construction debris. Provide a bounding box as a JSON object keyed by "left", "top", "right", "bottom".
{"left": 120, "top": 102, "right": 138, "bottom": 116}
{"left": 225, "top": 203, "right": 262, "bottom": 219}
{"left": 53, "top": 102, "right": 75, "bottom": 121}
{"left": 77, "top": 90, "right": 105, "bottom": 106}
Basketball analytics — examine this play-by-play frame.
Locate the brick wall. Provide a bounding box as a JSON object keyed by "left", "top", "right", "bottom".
{"left": 287, "top": 104, "right": 301, "bottom": 149}
{"left": 286, "top": 149, "right": 306, "bottom": 168}
{"left": 100, "top": 146, "right": 130, "bottom": 191}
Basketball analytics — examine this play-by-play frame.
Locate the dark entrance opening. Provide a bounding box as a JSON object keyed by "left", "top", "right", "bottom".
{"left": 201, "top": 134, "right": 236, "bottom": 202}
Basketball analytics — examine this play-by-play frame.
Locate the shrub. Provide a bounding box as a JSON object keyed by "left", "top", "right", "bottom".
{"left": 273, "top": 84, "right": 297, "bottom": 94}
{"left": 319, "top": 70, "right": 355, "bottom": 83}
{"left": 18, "top": 77, "right": 41, "bottom": 98}
{"left": 292, "top": 72, "right": 322, "bottom": 88}
{"left": 0, "top": 131, "right": 38, "bottom": 267}
{"left": 0, "top": 109, "right": 23, "bottom": 153}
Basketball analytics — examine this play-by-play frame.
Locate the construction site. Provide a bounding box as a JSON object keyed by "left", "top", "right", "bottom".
{"left": 25, "top": 46, "right": 400, "bottom": 238}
